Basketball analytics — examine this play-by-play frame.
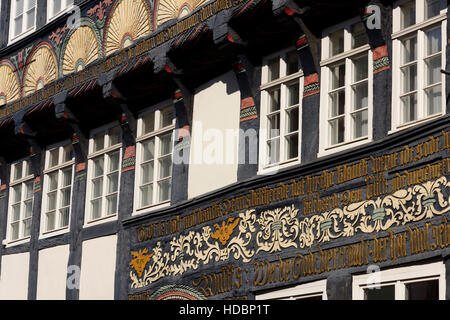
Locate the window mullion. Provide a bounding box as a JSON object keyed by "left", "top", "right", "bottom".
{"left": 345, "top": 57, "right": 352, "bottom": 143}
{"left": 153, "top": 136, "right": 161, "bottom": 205}
{"left": 417, "top": 29, "right": 425, "bottom": 120}
{"left": 102, "top": 153, "right": 108, "bottom": 218}
{"left": 279, "top": 83, "right": 287, "bottom": 162}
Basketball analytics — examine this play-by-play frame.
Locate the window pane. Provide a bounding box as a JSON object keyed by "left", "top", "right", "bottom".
{"left": 13, "top": 185, "right": 22, "bottom": 203}
{"left": 329, "top": 30, "right": 344, "bottom": 56}
{"left": 92, "top": 177, "right": 103, "bottom": 198}
{"left": 63, "top": 144, "right": 73, "bottom": 162}
{"left": 405, "top": 280, "right": 439, "bottom": 300}
{"left": 160, "top": 106, "right": 174, "bottom": 128}
{"left": 107, "top": 172, "right": 119, "bottom": 193}
{"left": 48, "top": 172, "right": 58, "bottom": 191}
{"left": 108, "top": 152, "right": 120, "bottom": 172}
{"left": 268, "top": 138, "right": 280, "bottom": 164}
{"left": 331, "top": 64, "right": 345, "bottom": 89}
{"left": 159, "top": 134, "right": 173, "bottom": 156}
{"left": 402, "top": 37, "right": 417, "bottom": 63}
{"left": 143, "top": 112, "right": 155, "bottom": 134}
{"left": 268, "top": 88, "right": 280, "bottom": 112}
{"left": 49, "top": 148, "right": 59, "bottom": 167}
{"left": 59, "top": 207, "right": 70, "bottom": 228}
{"left": 62, "top": 168, "right": 72, "bottom": 187}
{"left": 53, "top": 0, "right": 62, "bottom": 16}
{"left": 425, "top": 85, "right": 441, "bottom": 115}
{"left": 401, "top": 64, "right": 417, "bottom": 93}
{"left": 353, "top": 56, "right": 368, "bottom": 82}
{"left": 158, "top": 179, "right": 171, "bottom": 202}
{"left": 351, "top": 23, "right": 367, "bottom": 49}
{"left": 11, "top": 222, "right": 19, "bottom": 240}
{"left": 140, "top": 184, "right": 153, "bottom": 207}
{"left": 106, "top": 194, "right": 117, "bottom": 215}
{"left": 286, "top": 107, "right": 299, "bottom": 133}
{"left": 46, "top": 211, "right": 56, "bottom": 231}
{"left": 330, "top": 90, "right": 345, "bottom": 117}
{"left": 26, "top": 8, "right": 35, "bottom": 29}
{"left": 401, "top": 1, "right": 416, "bottom": 28}
{"left": 268, "top": 113, "right": 280, "bottom": 138}
{"left": 12, "top": 204, "right": 21, "bottom": 221}
{"left": 60, "top": 187, "right": 71, "bottom": 207}
{"left": 426, "top": 55, "right": 441, "bottom": 85}
{"left": 93, "top": 132, "right": 104, "bottom": 152}
{"left": 91, "top": 199, "right": 102, "bottom": 220}
{"left": 159, "top": 156, "right": 172, "bottom": 179}
{"left": 268, "top": 57, "right": 280, "bottom": 81}
{"left": 352, "top": 109, "right": 368, "bottom": 138}
{"left": 14, "top": 16, "right": 23, "bottom": 36}
{"left": 286, "top": 134, "right": 299, "bottom": 160}
{"left": 23, "top": 218, "right": 31, "bottom": 237}
{"left": 47, "top": 192, "right": 57, "bottom": 211}
{"left": 287, "top": 83, "right": 299, "bottom": 107}
{"left": 14, "top": 162, "right": 23, "bottom": 180}
{"left": 426, "top": 0, "right": 442, "bottom": 19}
{"left": 24, "top": 199, "right": 32, "bottom": 218}
{"left": 401, "top": 93, "right": 417, "bottom": 123}
{"left": 142, "top": 139, "right": 155, "bottom": 161}
{"left": 25, "top": 181, "right": 33, "bottom": 199}
{"left": 329, "top": 117, "right": 345, "bottom": 145}
{"left": 352, "top": 82, "right": 368, "bottom": 110}
{"left": 108, "top": 126, "right": 121, "bottom": 146}
{"left": 286, "top": 51, "right": 299, "bottom": 75}
{"left": 16, "top": 0, "right": 24, "bottom": 16}
{"left": 426, "top": 27, "right": 441, "bottom": 56}
{"left": 93, "top": 157, "right": 104, "bottom": 177}
{"left": 364, "top": 285, "right": 395, "bottom": 300}
{"left": 141, "top": 161, "right": 154, "bottom": 185}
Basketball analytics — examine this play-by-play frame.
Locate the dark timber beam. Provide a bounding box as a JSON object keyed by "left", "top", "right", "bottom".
{"left": 164, "top": 57, "right": 192, "bottom": 204}
{"left": 282, "top": 3, "right": 321, "bottom": 163}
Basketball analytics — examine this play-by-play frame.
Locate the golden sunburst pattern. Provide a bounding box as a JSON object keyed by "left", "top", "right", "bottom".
{"left": 156, "top": 0, "right": 209, "bottom": 26}
{"left": 62, "top": 26, "right": 100, "bottom": 76}
{"left": 23, "top": 45, "right": 57, "bottom": 97}
{"left": 104, "top": 0, "right": 152, "bottom": 57}
{"left": 0, "top": 61, "right": 20, "bottom": 106}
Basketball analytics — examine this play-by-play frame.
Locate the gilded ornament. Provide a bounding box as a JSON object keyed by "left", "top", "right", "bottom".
{"left": 211, "top": 218, "right": 240, "bottom": 246}
{"left": 130, "top": 248, "right": 154, "bottom": 278}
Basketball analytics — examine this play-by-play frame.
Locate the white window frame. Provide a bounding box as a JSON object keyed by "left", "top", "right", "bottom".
{"left": 40, "top": 141, "right": 74, "bottom": 238}
{"left": 255, "top": 279, "right": 327, "bottom": 300}
{"left": 9, "top": 0, "right": 37, "bottom": 44}
{"left": 353, "top": 262, "right": 446, "bottom": 300}
{"left": 258, "top": 47, "right": 304, "bottom": 175}
{"left": 133, "top": 100, "right": 175, "bottom": 215}
{"left": 84, "top": 122, "right": 122, "bottom": 226}
{"left": 46, "top": 0, "right": 74, "bottom": 23}
{"left": 319, "top": 17, "right": 373, "bottom": 157}
{"left": 391, "top": 0, "right": 447, "bottom": 133}
{"left": 5, "top": 158, "right": 34, "bottom": 246}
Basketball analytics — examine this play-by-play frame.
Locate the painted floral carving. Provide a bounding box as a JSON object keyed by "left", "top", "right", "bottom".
{"left": 130, "top": 176, "right": 450, "bottom": 289}
{"left": 87, "top": 0, "right": 113, "bottom": 21}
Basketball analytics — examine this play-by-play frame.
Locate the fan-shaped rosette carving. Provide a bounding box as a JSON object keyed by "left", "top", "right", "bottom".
{"left": 0, "top": 61, "right": 20, "bottom": 106}
{"left": 104, "top": 0, "right": 152, "bottom": 57}
{"left": 23, "top": 45, "right": 57, "bottom": 97}
{"left": 156, "top": 0, "right": 209, "bottom": 26}
{"left": 62, "top": 26, "right": 100, "bottom": 75}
